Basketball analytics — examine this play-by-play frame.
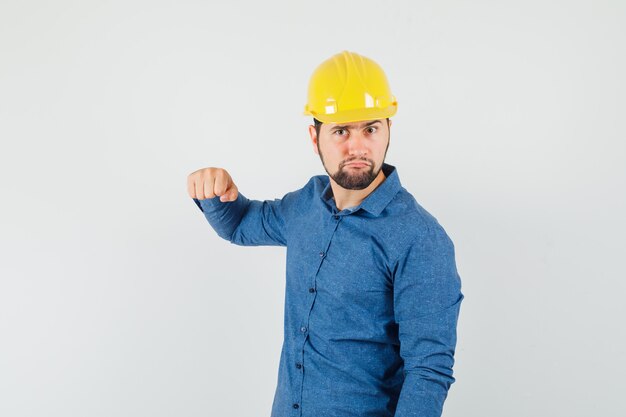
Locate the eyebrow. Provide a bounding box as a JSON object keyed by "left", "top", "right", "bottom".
{"left": 330, "top": 120, "right": 383, "bottom": 131}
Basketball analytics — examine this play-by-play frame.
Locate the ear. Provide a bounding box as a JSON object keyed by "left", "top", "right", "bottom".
{"left": 308, "top": 125, "right": 319, "bottom": 155}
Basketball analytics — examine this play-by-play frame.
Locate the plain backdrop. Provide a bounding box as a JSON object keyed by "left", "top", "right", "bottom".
{"left": 1, "top": 1, "right": 625, "bottom": 416}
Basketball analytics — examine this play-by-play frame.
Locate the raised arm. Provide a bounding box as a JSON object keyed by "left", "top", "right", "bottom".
{"left": 392, "top": 223, "right": 464, "bottom": 417}
{"left": 187, "top": 167, "right": 287, "bottom": 246}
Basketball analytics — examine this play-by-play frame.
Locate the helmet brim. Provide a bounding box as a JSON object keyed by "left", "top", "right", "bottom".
{"left": 303, "top": 105, "right": 397, "bottom": 124}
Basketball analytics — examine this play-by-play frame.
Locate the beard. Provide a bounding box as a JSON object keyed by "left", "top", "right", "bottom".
{"left": 328, "top": 159, "right": 380, "bottom": 190}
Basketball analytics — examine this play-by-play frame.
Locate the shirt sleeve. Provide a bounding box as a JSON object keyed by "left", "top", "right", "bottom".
{"left": 192, "top": 191, "right": 288, "bottom": 247}
{"left": 392, "top": 223, "right": 464, "bottom": 417}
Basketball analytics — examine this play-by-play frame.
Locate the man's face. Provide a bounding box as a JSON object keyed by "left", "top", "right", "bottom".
{"left": 309, "top": 119, "right": 391, "bottom": 190}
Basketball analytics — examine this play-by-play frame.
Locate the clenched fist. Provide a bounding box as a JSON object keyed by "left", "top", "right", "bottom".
{"left": 187, "top": 167, "right": 239, "bottom": 202}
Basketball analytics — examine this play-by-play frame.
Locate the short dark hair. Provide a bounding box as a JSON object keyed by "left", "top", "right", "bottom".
{"left": 313, "top": 117, "right": 389, "bottom": 139}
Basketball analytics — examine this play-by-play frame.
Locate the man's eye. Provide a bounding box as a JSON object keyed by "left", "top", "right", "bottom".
{"left": 334, "top": 129, "right": 346, "bottom": 135}
{"left": 366, "top": 127, "right": 377, "bottom": 134}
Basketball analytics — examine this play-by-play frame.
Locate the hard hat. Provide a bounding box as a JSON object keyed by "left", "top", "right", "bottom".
{"left": 303, "top": 50, "right": 397, "bottom": 124}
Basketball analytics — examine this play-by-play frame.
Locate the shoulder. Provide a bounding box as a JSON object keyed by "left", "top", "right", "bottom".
{"left": 278, "top": 174, "right": 328, "bottom": 208}
{"left": 386, "top": 187, "right": 456, "bottom": 260}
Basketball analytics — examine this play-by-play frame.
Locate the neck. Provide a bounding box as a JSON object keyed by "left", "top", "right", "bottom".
{"left": 330, "top": 168, "right": 387, "bottom": 211}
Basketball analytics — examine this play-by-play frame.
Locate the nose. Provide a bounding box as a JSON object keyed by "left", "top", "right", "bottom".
{"left": 346, "top": 131, "right": 368, "bottom": 157}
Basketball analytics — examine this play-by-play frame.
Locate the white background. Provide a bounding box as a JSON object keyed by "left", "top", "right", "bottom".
{"left": 1, "top": 1, "right": 625, "bottom": 416}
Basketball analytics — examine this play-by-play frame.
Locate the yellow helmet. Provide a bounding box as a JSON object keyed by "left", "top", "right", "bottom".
{"left": 303, "top": 50, "right": 397, "bottom": 124}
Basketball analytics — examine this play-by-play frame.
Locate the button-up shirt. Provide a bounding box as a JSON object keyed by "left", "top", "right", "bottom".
{"left": 192, "top": 162, "right": 464, "bottom": 417}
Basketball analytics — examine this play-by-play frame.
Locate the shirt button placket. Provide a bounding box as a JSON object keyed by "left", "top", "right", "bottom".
{"left": 295, "top": 215, "right": 340, "bottom": 416}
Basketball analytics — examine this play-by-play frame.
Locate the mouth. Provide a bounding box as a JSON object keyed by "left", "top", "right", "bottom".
{"left": 344, "top": 161, "right": 370, "bottom": 168}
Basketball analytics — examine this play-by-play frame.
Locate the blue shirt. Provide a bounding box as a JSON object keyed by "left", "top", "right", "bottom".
{"left": 192, "top": 162, "right": 464, "bottom": 417}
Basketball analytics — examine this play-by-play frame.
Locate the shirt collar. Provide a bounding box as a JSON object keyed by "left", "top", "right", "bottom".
{"left": 319, "top": 162, "right": 402, "bottom": 217}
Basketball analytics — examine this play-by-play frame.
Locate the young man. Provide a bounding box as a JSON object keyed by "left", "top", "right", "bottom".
{"left": 188, "top": 51, "right": 464, "bottom": 417}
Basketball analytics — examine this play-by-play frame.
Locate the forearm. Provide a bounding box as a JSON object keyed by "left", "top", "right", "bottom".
{"left": 193, "top": 191, "right": 289, "bottom": 246}
{"left": 193, "top": 192, "right": 251, "bottom": 242}
{"left": 394, "top": 322, "right": 459, "bottom": 417}
{"left": 394, "top": 372, "right": 450, "bottom": 417}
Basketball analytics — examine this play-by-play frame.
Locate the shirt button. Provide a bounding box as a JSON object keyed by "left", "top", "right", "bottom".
{"left": 293, "top": 403, "right": 299, "bottom": 409}
{"left": 300, "top": 326, "right": 307, "bottom": 333}
{"left": 319, "top": 251, "right": 325, "bottom": 258}
{"left": 333, "top": 214, "right": 339, "bottom": 220}
{"left": 308, "top": 287, "right": 315, "bottom": 293}
{"left": 296, "top": 362, "right": 302, "bottom": 369}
